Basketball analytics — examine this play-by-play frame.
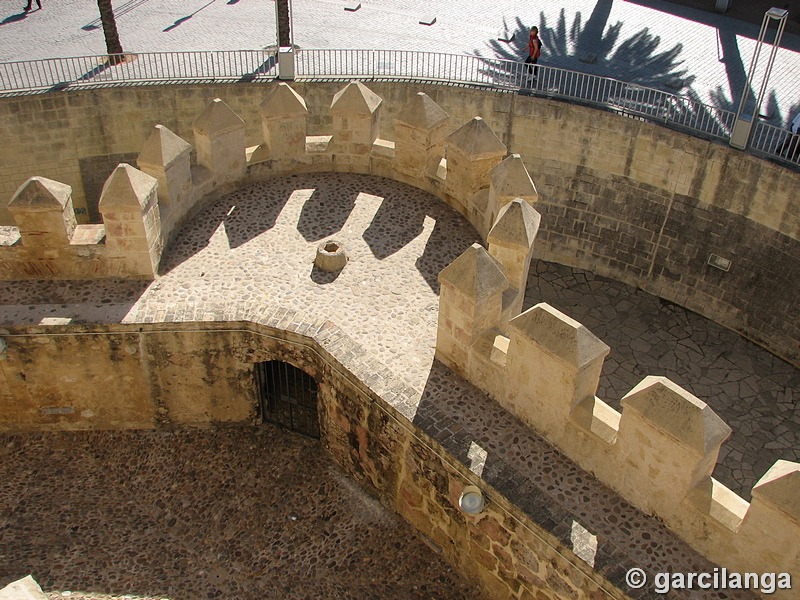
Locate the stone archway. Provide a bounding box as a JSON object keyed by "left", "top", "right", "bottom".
{"left": 255, "top": 359, "right": 320, "bottom": 439}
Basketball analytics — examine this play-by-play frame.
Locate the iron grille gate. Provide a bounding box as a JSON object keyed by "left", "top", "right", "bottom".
{"left": 254, "top": 361, "right": 320, "bottom": 439}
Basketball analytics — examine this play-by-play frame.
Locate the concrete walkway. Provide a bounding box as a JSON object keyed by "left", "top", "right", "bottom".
{"left": 0, "top": 0, "right": 798, "bottom": 124}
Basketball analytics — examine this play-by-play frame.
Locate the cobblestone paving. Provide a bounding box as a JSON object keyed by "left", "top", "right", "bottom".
{"left": 0, "top": 173, "right": 797, "bottom": 498}
{"left": 415, "top": 361, "right": 758, "bottom": 600}
{"left": 0, "top": 173, "right": 481, "bottom": 392}
{"left": 151, "top": 173, "right": 479, "bottom": 391}
{"left": 0, "top": 425, "right": 486, "bottom": 600}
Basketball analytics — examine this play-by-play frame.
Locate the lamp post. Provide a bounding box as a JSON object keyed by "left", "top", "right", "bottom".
{"left": 729, "top": 7, "right": 788, "bottom": 150}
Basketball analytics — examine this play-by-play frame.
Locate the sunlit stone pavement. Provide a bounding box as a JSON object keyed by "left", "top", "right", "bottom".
{"left": 0, "top": 172, "right": 797, "bottom": 498}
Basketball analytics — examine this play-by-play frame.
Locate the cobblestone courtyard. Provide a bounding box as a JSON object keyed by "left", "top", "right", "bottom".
{"left": 0, "top": 425, "right": 486, "bottom": 600}
{"left": 0, "top": 173, "right": 796, "bottom": 599}
{"left": 1, "top": 173, "right": 797, "bottom": 498}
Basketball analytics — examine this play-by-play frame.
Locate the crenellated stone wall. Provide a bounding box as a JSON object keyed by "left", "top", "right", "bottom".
{"left": 0, "top": 316, "right": 627, "bottom": 600}
{"left": 1, "top": 167, "right": 162, "bottom": 279}
{"left": 3, "top": 82, "right": 800, "bottom": 367}
{"left": 1, "top": 80, "right": 799, "bottom": 599}
{"left": 435, "top": 232, "right": 799, "bottom": 599}
{"left": 0, "top": 83, "right": 536, "bottom": 280}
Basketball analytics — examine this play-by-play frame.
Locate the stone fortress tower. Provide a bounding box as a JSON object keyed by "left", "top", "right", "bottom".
{"left": 1, "top": 78, "right": 799, "bottom": 600}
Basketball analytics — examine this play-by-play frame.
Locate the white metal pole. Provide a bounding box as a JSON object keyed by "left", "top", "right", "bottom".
{"left": 730, "top": 7, "right": 788, "bottom": 150}
{"left": 753, "top": 8, "right": 788, "bottom": 118}
{"left": 734, "top": 14, "right": 770, "bottom": 118}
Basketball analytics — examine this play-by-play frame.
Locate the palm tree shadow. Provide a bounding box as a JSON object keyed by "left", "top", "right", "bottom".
{"left": 711, "top": 26, "right": 791, "bottom": 125}
{"left": 698, "top": 26, "right": 795, "bottom": 153}
{"left": 478, "top": 1, "right": 693, "bottom": 92}
{"left": 163, "top": 0, "right": 216, "bottom": 32}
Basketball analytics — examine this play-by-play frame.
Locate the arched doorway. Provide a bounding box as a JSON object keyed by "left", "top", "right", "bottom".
{"left": 254, "top": 360, "right": 320, "bottom": 439}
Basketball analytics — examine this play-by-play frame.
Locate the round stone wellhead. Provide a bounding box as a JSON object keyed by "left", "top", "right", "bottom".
{"left": 314, "top": 239, "right": 348, "bottom": 272}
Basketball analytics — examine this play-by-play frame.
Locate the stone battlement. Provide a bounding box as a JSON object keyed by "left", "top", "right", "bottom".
{"left": 4, "top": 82, "right": 800, "bottom": 370}
{"left": 436, "top": 232, "right": 799, "bottom": 595}
{"left": 1, "top": 167, "right": 162, "bottom": 279}
{"left": 1, "top": 80, "right": 798, "bottom": 598}
{"left": 1, "top": 82, "right": 529, "bottom": 280}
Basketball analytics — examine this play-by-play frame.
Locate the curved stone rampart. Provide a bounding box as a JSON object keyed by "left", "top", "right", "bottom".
{"left": 1, "top": 81, "right": 799, "bottom": 597}
{"left": 0, "top": 311, "right": 630, "bottom": 600}
{"left": 2, "top": 82, "right": 800, "bottom": 366}
{"left": 436, "top": 241, "right": 799, "bottom": 598}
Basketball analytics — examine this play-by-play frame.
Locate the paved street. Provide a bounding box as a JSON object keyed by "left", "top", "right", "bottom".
{"left": 0, "top": 0, "right": 799, "bottom": 123}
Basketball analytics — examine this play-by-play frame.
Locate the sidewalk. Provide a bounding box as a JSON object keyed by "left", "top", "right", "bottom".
{"left": 0, "top": 0, "right": 798, "bottom": 124}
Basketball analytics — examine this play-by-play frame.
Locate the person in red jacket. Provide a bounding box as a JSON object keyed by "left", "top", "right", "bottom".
{"left": 525, "top": 26, "right": 542, "bottom": 81}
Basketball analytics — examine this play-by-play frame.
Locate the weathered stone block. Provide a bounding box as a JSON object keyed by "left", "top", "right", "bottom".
{"left": 330, "top": 82, "right": 383, "bottom": 156}
{"left": 192, "top": 98, "right": 247, "bottom": 184}
{"left": 506, "top": 303, "right": 609, "bottom": 439}
{"left": 394, "top": 92, "right": 449, "bottom": 180}
{"left": 617, "top": 376, "right": 731, "bottom": 512}
{"left": 487, "top": 199, "right": 541, "bottom": 307}
{"left": 8, "top": 177, "right": 77, "bottom": 247}
{"left": 487, "top": 154, "right": 538, "bottom": 231}
{"left": 99, "top": 163, "right": 162, "bottom": 276}
{"left": 445, "top": 117, "right": 507, "bottom": 208}
{"left": 137, "top": 124, "right": 192, "bottom": 209}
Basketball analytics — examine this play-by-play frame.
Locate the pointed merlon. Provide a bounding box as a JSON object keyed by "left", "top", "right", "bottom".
{"left": 192, "top": 98, "right": 246, "bottom": 136}
{"left": 99, "top": 164, "right": 158, "bottom": 211}
{"left": 138, "top": 125, "right": 192, "bottom": 169}
{"left": 621, "top": 376, "right": 732, "bottom": 455}
{"left": 446, "top": 117, "right": 506, "bottom": 158}
{"left": 8, "top": 177, "right": 72, "bottom": 211}
{"left": 330, "top": 81, "right": 383, "bottom": 116}
{"left": 490, "top": 154, "right": 537, "bottom": 201}
{"left": 0, "top": 575, "right": 49, "bottom": 600}
{"left": 510, "top": 303, "right": 610, "bottom": 369}
{"left": 488, "top": 199, "right": 541, "bottom": 249}
{"left": 395, "top": 92, "right": 448, "bottom": 130}
{"left": 438, "top": 243, "right": 509, "bottom": 301}
{"left": 751, "top": 460, "right": 800, "bottom": 521}
{"left": 260, "top": 83, "right": 308, "bottom": 117}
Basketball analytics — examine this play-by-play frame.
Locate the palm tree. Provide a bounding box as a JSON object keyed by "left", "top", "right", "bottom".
{"left": 276, "top": 0, "right": 291, "bottom": 47}
{"left": 97, "top": 0, "right": 124, "bottom": 65}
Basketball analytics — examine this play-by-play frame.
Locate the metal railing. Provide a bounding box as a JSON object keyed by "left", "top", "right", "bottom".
{"left": 0, "top": 50, "right": 278, "bottom": 92}
{"left": 751, "top": 119, "right": 800, "bottom": 164}
{"left": 296, "top": 49, "right": 739, "bottom": 142}
{"left": 1, "top": 48, "right": 798, "bottom": 167}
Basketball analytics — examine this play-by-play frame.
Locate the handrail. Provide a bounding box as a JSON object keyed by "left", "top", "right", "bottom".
{"left": 0, "top": 50, "right": 279, "bottom": 92}
{"left": 1, "top": 48, "right": 798, "bottom": 167}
